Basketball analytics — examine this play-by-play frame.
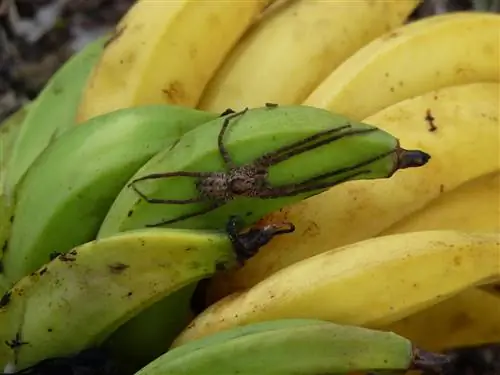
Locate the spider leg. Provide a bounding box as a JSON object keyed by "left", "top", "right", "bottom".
{"left": 129, "top": 182, "right": 207, "bottom": 205}
{"left": 257, "top": 147, "right": 397, "bottom": 198}
{"left": 258, "top": 169, "right": 370, "bottom": 198}
{"left": 128, "top": 171, "right": 213, "bottom": 204}
{"left": 256, "top": 126, "right": 378, "bottom": 167}
{"left": 145, "top": 201, "right": 225, "bottom": 227}
{"left": 217, "top": 107, "right": 249, "bottom": 170}
{"left": 129, "top": 171, "right": 212, "bottom": 185}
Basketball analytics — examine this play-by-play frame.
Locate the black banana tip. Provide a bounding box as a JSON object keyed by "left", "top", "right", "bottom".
{"left": 411, "top": 347, "right": 454, "bottom": 373}
{"left": 397, "top": 149, "right": 431, "bottom": 169}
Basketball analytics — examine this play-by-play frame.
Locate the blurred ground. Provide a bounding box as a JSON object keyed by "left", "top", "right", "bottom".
{"left": 0, "top": 0, "right": 499, "bottom": 374}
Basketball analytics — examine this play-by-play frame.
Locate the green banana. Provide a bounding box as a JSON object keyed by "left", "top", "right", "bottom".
{"left": 3, "top": 36, "right": 106, "bottom": 204}
{"left": 99, "top": 104, "right": 430, "bottom": 235}
{"left": 0, "top": 104, "right": 31, "bottom": 192}
{"left": 0, "top": 220, "right": 290, "bottom": 371}
{"left": 3, "top": 105, "right": 218, "bottom": 285}
{"left": 134, "top": 318, "right": 450, "bottom": 375}
{"left": 0, "top": 105, "right": 32, "bottom": 286}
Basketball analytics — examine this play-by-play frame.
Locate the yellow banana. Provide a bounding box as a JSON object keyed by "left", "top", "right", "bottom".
{"left": 375, "top": 172, "right": 500, "bottom": 352}
{"left": 381, "top": 171, "right": 500, "bottom": 235}
{"left": 303, "top": 11, "right": 500, "bottom": 120}
{"left": 206, "top": 82, "right": 500, "bottom": 301}
{"left": 77, "top": 0, "right": 275, "bottom": 122}
{"left": 0, "top": 220, "right": 288, "bottom": 370}
{"left": 198, "top": 0, "right": 419, "bottom": 112}
{"left": 383, "top": 288, "right": 500, "bottom": 352}
{"left": 172, "top": 230, "right": 500, "bottom": 347}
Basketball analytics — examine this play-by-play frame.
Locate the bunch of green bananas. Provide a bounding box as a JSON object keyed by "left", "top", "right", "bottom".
{"left": 1, "top": 0, "right": 499, "bottom": 374}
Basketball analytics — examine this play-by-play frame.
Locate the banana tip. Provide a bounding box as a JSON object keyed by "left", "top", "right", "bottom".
{"left": 397, "top": 148, "right": 431, "bottom": 169}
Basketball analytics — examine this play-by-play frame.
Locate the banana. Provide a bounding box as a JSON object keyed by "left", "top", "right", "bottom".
{"left": 198, "top": 0, "right": 419, "bottom": 112}
{"left": 0, "top": 104, "right": 31, "bottom": 192}
{"left": 2, "top": 105, "right": 218, "bottom": 285}
{"left": 0, "top": 105, "right": 31, "bottom": 269}
{"left": 137, "top": 319, "right": 448, "bottom": 375}
{"left": 383, "top": 287, "right": 500, "bottom": 352}
{"left": 206, "top": 82, "right": 500, "bottom": 301}
{"left": 381, "top": 171, "right": 500, "bottom": 236}
{"left": 98, "top": 104, "right": 429, "bottom": 236}
{"left": 303, "top": 12, "right": 500, "bottom": 120}
{"left": 76, "top": 0, "right": 276, "bottom": 123}
{"left": 0, "top": 220, "right": 289, "bottom": 370}
{"left": 3, "top": 36, "right": 106, "bottom": 203}
{"left": 173, "top": 230, "right": 500, "bottom": 346}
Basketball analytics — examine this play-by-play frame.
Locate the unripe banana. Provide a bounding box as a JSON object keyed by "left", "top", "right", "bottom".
{"left": 0, "top": 105, "right": 31, "bottom": 268}
{"left": 139, "top": 319, "right": 449, "bottom": 375}
{"left": 206, "top": 82, "right": 499, "bottom": 300}
{"left": 304, "top": 12, "right": 500, "bottom": 120}
{"left": 98, "top": 104, "right": 430, "bottom": 236}
{"left": 3, "top": 105, "right": 218, "bottom": 285}
{"left": 198, "top": 0, "right": 419, "bottom": 112}
{"left": 0, "top": 221, "right": 289, "bottom": 370}
{"left": 77, "top": 0, "right": 276, "bottom": 122}
{"left": 0, "top": 104, "right": 31, "bottom": 191}
{"left": 173, "top": 230, "right": 500, "bottom": 346}
{"left": 4, "top": 36, "right": 106, "bottom": 202}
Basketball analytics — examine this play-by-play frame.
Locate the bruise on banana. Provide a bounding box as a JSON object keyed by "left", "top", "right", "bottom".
{"left": 128, "top": 103, "right": 431, "bottom": 227}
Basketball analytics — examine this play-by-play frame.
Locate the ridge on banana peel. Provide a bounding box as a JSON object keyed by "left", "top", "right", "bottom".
{"left": 0, "top": 217, "right": 293, "bottom": 371}
{"left": 134, "top": 319, "right": 451, "bottom": 375}
{"left": 77, "top": 0, "right": 277, "bottom": 122}
{"left": 205, "top": 82, "right": 500, "bottom": 301}
{"left": 172, "top": 230, "right": 500, "bottom": 347}
{"left": 304, "top": 11, "right": 500, "bottom": 120}
{"left": 198, "top": 0, "right": 420, "bottom": 112}
{"left": 4, "top": 36, "right": 106, "bottom": 203}
{"left": 3, "top": 105, "right": 218, "bottom": 285}
{"left": 98, "top": 104, "right": 430, "bottom": 236}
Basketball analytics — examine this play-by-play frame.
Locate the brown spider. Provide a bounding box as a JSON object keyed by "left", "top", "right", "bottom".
{"left": 129, "top": 105, "right": 430, "bottom": 227}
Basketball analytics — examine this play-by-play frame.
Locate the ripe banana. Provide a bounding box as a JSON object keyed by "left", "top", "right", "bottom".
{"left": 3, "top": 36, "right": 106, "bottom": 202}
{"left": 304, "top": 12, "right": 500, "bottom": 120}
{"left": 173, "top": 230, "right": 500, "bottom": 346}
{"left": 373, "top": 172, "right": 500, "bottom": 352}
{"left": 384, "top": 287, "right": 500, "bottom": 352}
{"left": 2, "top": 105, "right": 218, "bottom": 285}
{"left": 206, "top": 82, "right": 500, "bottom": 301}
{"left": 77, "top": 0, "right": 276, "bottom": 123}
{"left": 198, "top": 0, "right": 419, "bottom": 112}
{"left": 381, "top": 171, "right": 500, "bottom": 236}
{"left": 137, "top": 319, "right": 448, "bottom": 375}
{"left": 0, "top": 220, "right": 288, "bottom": 370}
{"left": 98, "top": 104, "right": 429, "bottom": 236}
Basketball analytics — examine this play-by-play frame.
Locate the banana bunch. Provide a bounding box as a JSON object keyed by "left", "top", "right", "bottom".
{"left": 0, "top": 0, "right": 498, "bottom": 373}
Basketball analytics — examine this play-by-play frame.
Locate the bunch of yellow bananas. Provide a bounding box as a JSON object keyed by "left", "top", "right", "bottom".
{"left": 0, "top": 0, "right": 498, "bottom": 374}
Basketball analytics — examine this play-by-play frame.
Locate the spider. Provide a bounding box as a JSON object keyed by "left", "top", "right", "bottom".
{"left": 129, "top": 105, "right": 430, "bottom": 227}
